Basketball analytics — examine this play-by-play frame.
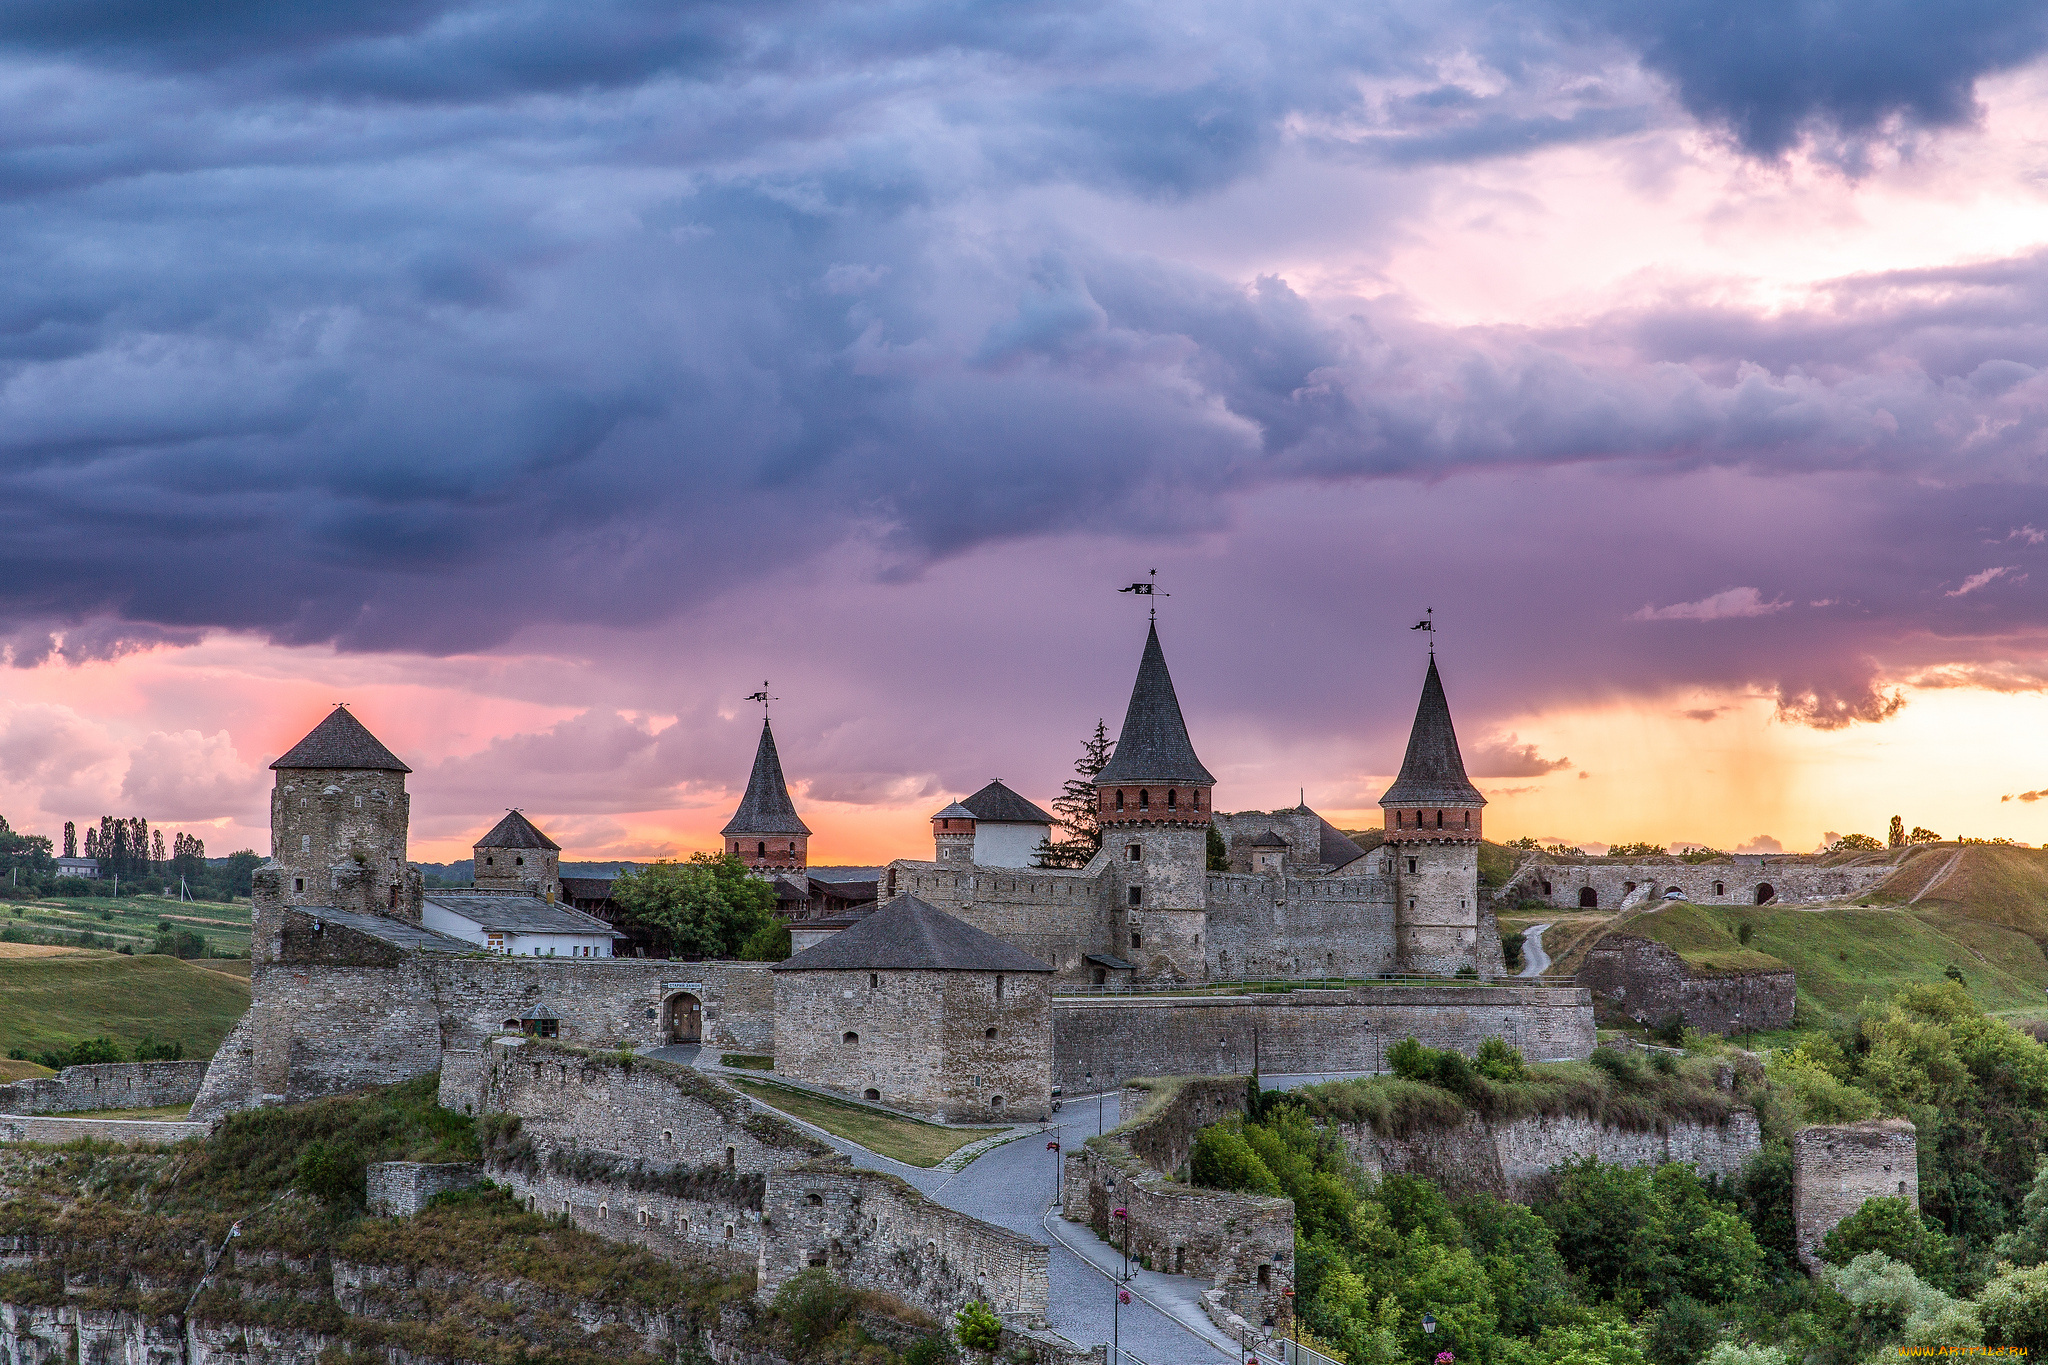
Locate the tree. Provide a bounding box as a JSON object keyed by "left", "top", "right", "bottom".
{"left": 1821, "top": 1197, "right": 1955, "bottom": 1288}
{"left": 1977, "top": 1260, "right": 2048, "bottom": 1356}
{"left": 1827, "top": 833, "right": 1884, "bottom": 853}
{"left": 738, "top": 918, "right": 791, "bottom": 961}
{"left": 1889, "top": 816, "right": 1906, "bottom": 849}
{"left": 0, "top": 815, "right": 55, "bottom": 880}
{"left": 1037, "top": 720, "right": 1113, "bottom": 868}
{"left": 608, "top": 853, "right": 775, "bottom": 959}
{"left": 1206, "top": 823, "right": 1228, "bottom": 871}
{"left": 1606, "top": 842, "right": 1665, "bottom": 857}
{"left": 63, "top": 821, "right": 75, "bottom": 858}
{"left": 1909, "top": 827, "right": 1942, "bottom": 844}
{"left": 151, "top": 828, "right": 166, "bottom": 868}
{"left": 223, "top": 850, "right": 262, "bottom": 896}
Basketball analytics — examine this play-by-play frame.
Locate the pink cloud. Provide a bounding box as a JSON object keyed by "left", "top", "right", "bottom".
{"left": 1632, "top": 588, "right": 1791, "bottom": 622}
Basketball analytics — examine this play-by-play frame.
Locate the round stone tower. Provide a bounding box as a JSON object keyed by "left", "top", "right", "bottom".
{"left": 1379, "top": 656, "right": 1487, "bottom": 974}
{"left": 268, "top": 706, "right": 422, "bottom": 923}
{"left": 1093, "top": 620, "right": 1214, "bottom": 977}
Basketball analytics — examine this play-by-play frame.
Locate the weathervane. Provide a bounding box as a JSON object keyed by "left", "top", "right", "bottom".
{"left": 1411, "top": 607, "right": 1435, "bottom": 655}
{"left": 1118, "top": 569, "right": 1169, "bottom": 620}
{"left": 744, "top": 681, "right": 777, "bottom": 717}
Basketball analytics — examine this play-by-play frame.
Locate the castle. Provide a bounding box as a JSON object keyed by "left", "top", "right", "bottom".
{"left": 190, "top": 619, "right": 1590, "bottom": 1124}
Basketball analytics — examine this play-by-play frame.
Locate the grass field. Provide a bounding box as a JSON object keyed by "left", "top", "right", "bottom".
{"left": 729, "top": 1078, "right": 1000, "bottom": 1167}
{"left": 1616, "top": 900, "right": 2048, "bottom": 1021}
{"left": 0, "top": 1057, "right": 55, "bottom": 1081}
{"left": 0, "top": 950, "right": 250, "bottom": 1059}
{"left": 3, "top": 893, "right": 251, "bottom": 957}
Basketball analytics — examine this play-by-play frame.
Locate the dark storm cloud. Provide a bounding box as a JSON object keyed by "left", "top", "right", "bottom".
{"left": 3, "top": 0, "right": 2048, "bottom": 696}
{"left": 1561, "top": 0, "right": 2048, "bottom": 158}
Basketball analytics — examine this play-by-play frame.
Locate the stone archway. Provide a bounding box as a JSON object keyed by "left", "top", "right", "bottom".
{"left": 1578, "top": 887, "right": 1598, "bottom": 908}
{"left": 662, "top": 992, "right": 703, "bottom": 1044}
{"left": 1755, "top": 883, "right": 1775, "bottom": 905}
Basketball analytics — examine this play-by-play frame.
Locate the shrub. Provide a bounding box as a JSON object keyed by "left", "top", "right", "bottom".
{"left": 150, "top": 927, "right": 207, "bottom": 958}
{"left": 1475, "top": 1036, "right": 1527, "bottom": 1083}
{"left": 295, "top": 1139, "right": 368, "bottom": 1208}
{"left": 1191, "top": 1121, "right": 1284, "bottom": 1196}
{"left": 902, "top": 1333, "right": 959, "bottom": 1365}
{"left": 1645, "top": 1296, "right": 1717, "bottom": 1365}
{"left": 1821, "top": 1198, "right": 1954, "bottom": 1289}
{"left": 1976, "top": 1260, "right": 2048, "bottom": 1355}
{"left": 738, "top": 918, "right": 792, "bottom": 961}
{"left": 771, "top": 1268, "right": 853, "bottom": 1345}
{"left": 1736, "top": 923, "right": 1754, "bottom": 946}
{"left": 952, "top": 1301, "right": 1002, "bottom": 1352}
{"left": 1502, "top": 932, "right": 1526, "bottom": 967}
{"left": 1589, "top": 1048, "right": 1644, "bottom": 1086}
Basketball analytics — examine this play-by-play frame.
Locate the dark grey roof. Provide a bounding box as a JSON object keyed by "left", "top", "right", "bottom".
{"left": 772, "top": 877, "right": 810, "bottom": 902}
{"left": 1318, "top": 819, "right": 1367, "bottom": 867}
{"left": 1378, "top": 657, "right": 1486, "bottom": 808}
{"left": 271, "top": 707, "right": 411, "bottom": 773}
{"left": 806, "top": 865, "right": 885, "bottom": 884}
{"left": 1085, "top": 952, "right": 1136, "bottom": 971}
{"left": 475, "top": 810, "right": 560, "bottom": 851}
{"left": 559, "top": 876, "right": 613, "bottom": 900}
{"left": 773, "top": 894, "right": 1052, "bottom": 973}
{"left": 1250, "top": 829, "right": 1288, "bottom": 847}
{"left": 425, "top": 892, "right": 615, "bottom": 936}
{"left": 304, "top": 905, "right": 475, "bottom": 953}
{"left": 721, "top": 719, "right": 812, "bottom": 836}
{"left": 1094, "top": 621, "right": 1215, "bottom": 787}
{"left": 932, "top": 802, "right": 978, "bottom": 821}
{"left": 960, "top": 780, "right": 1054, "bottom": 825}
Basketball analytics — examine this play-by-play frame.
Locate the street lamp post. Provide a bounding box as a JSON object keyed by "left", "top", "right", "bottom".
{"left": 1047, "top": 1140, "right": 1061, "bottom": 1209}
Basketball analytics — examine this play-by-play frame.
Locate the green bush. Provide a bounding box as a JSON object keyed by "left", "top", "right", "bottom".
{"left": 1645, "top": 1295, "right": 1717, "bottom": 1365}
{"left": 149, "top": 927, "right": 208, "bottom": 958}
{"left": 1821, "top": 1198, "right": 1954, "bottom": 1290}
{"left": 738, "top": 918, "right": 791, "bottom": 961}
{"left": 295, "top": 1139, "right": 368, "bottom": 1208}
{"left": 902, "top": 1333, "right": 959, "bottom": 1365}
{"left": 1475, "top": 1036, "right": 1527, "bottom": 1082}
{"left": 1191, "top": 1122, "right": 1283, "bottom": 1196}
{"left": 952, "top": 1301, "right": 1002, "bottom": 1352}
{"left": 772, "top": 1269, "right": 853, "bottom": 1345}
{"left": 131, "top": 1035, "right": 184, "bottom": 1061}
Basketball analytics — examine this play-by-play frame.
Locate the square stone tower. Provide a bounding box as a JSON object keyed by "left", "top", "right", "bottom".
{"left": 473, "top": 809, "right": 561, "bottom": 900}
{"left": 1793, "top": 1119, "right": 1920, "bottom": 1273}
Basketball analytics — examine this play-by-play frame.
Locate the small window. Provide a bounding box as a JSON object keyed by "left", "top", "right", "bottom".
{"left": 996, "top": 974, "right": 1004, "bottom": 999}
{"left": 1435, "top": 809, "right": 1444, "bottom": 828}
{"left": 1139, "top": 789, "right": 1150, "bottom": 810}
{"left": 1166, "top": 789, "right": 1177, "bottom": 809}
{"left": 1714, "top": 881, "right": 1725, "bottom": 896}
{"left": 1258, "top": 1264, "right": 1270, "bottom": 1288}
{"left": 789, "top": 842, "right": 797, "bottom": 852}
{"left": 1463, "top": 811, "right": 1470, "bottom": 828}
{"left": 638, "top": 1208, "right": 649, "bottom": 1227}
{"left": 1190, "top": 791, "right": 1200, "bottom": 811}
{"left": 598, "top": 1202, "right": 608, "bottom": 1219}
{"left": 1406, "top": 857, "right": 1417, "bottom": 874}
{"left": 1115, "top": 790, "right": 1125, "bottom": 811}
{"left": 300, "top": 834, "right": 311, "bottom": 852}
{"left": 486, "top": 856, "right": 494, "bottom": 866}
{"left": 990, "top": 1095, "right": 1004, "bottom": 1110}
{"left": 661, "top": 1129, "right": 673, "bottom": 1144}
{"left": 294, "top": 877, "right": 305, "bottom": 892}
{"left": 843, "top": 1031, "right": 859, "bottom": 1044}
{"left": 725, "top": 1146, "right": 736, "bottom": 1170}
{"left": 985, "top": 1027, "right": 998, "bottom": 1040}
{"left": 1127, "top": 844, "right": 1141, "bottom": 862}
{"left": 807, "top": 1193, "right": 823, "bottom": 1206}
{"left": 1131, "top": 931, "right": 1142, "bottom": 949}
{"left": 869, "top": 973, "right": 879, "bottom": 989}
{"left": 1128, "top": 886, "right": 1142, "bottom": 906}
{"left": 515, "top": 855, "right": 524, "bottom": 866}
{"left": 756, "top": 841, "right": 765, "bottom": 857}
{"left": 864, "top": 1088, "right": 881, "bottom": 1101}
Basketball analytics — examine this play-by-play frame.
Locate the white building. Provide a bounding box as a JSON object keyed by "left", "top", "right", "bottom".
{"left": 421, "top": 890, "right": 615, "bottom": 957}
{"left": 54, "top": 857, "right": 99, "bottom": 879}
{"left": 941, "top": 780, "right": 1056, "bottom": 868}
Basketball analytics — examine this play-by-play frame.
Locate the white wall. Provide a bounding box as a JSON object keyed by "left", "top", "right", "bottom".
{"left": 974, "top": 822, "right": 1050, "bottom": 868}
{"left": 422, "top": 903, "right": 612, "bottom": 957}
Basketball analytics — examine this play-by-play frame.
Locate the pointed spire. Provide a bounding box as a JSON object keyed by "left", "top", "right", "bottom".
{"left": 1094, "top": 621, "right": 1215, "bottom": 786}
{"left": 1379, "top": 656, "right": 1485, "bottom": 808}
{"left": 270, "top": 706, "right": 410, "bottom": 772}
{"left": 721, "top": 718, "right": 812, "bottom": 836}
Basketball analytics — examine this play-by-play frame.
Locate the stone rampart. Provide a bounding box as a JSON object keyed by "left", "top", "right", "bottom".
{"left": 1514, "top": 855, "right": 1898, "bottom": 911}
{"left": 0, "top": 1061, "right": 207, "bottom": 1116}
{"left": 759, "top": 1157, "right": 1050, "bottom": 1326}
{"left": 365, "top": 1161, "right": 483, "bottom": 1216}
{"left": 1792, "top": 1119, "right": 1919, "bottom": 1274}
{"left": 1338, "top": 1108, "right": 1763, "bottom": 1200}
{"left": 1114, "top": 1077, "right": 1252, "bottom": 1175}
{"left": 1577, "top": 935, "right": 1795, "bottom": 1034}
{"left": 1204, "top": 872, "right": 1398, "bottom": 979}
{"left": 1052, "top": 985, "right": 1595, "bottom": 1092}
{"left": 0, "top": 1115, "right": 212, "bottom": 1145}
{"left": 1060, "top": 1142, "right": 1291, "bottom": 1328}
{"left": 492, "top": 1163, "right": 761, "bottom": 1271}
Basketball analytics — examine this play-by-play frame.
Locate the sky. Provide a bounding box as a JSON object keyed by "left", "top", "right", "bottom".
{"left": 7, "top": 0, "right": 2048, "bottom": 865}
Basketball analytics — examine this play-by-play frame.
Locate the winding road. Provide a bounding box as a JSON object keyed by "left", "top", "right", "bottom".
{"left": 1519, "top": 923, "right": 1551, "bottom": 977}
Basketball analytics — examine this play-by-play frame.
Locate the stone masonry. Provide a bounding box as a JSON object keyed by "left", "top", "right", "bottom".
{"left": 1052, "top": 984, "right": 1596, "bottom": 1092}
{"left": 1793, "top": 1119, "right": 1920, "bottom": 1274}
{"left": 1577, "top": 935, "right": 1795, "bottom": 1035}
{"left": 1502, "top": 853, "right": 1900, "bottom": 911}
{"left": 0, "top": 1061, "right": 207, "bottom": 1116}
{"left": 365, "top": 1161, "right": 482, "bottom": 1216}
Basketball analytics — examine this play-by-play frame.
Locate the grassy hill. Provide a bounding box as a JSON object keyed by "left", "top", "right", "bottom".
{"left": 0, "top": 950, "right": 250, "bottom": 1059}
{"left": 1613, "top": 899, "right": 2048, "bottom": 1022}
{"left": 2, "top": 893, "right": 251, "bottom": 956}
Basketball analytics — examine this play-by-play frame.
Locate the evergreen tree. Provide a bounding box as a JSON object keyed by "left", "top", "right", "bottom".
{"left": 1036, "top": 721, "right": 1113, "bottom": 868}
{"left": 63, "top": 821, "right": 76, "bottom": 858}
{"left": 151, "top": 828, "right": 166, "bottom": 867}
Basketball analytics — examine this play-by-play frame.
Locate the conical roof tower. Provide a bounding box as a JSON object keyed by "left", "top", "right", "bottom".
{"left": 271, "top": 706, "right": 410, "bottom": 773}
{"left": 1095, "top": 621, "right": 1214, "bottom": 787}
{"left": 1378, "top": 656, "right": 1485, "bottom": 811}
{"left": 723, "top": 718, "right": 811, "bottom": 874}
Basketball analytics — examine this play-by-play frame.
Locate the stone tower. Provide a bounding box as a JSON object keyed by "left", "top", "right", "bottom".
{"left": 931, "top": 802, "right": 978, "bottom": 865}
{"left": 1094, "top": 621, "right": 1215, "bottom": 978}
{"left": 722, "top": 718, "right": 811, "bottom": 875}
{"left": 473, "top": 809, "right": 561, "bottom": 900}
{"left": 1380, "top": 656, "right": 1486, "bottom": 974}
{"left": 266, "top": 706, "right": 424, "bottom": 925}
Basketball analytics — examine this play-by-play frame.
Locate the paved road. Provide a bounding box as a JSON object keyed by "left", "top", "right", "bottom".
{"left": 1519, "top": 923, "right": 1551, "bottom": 977}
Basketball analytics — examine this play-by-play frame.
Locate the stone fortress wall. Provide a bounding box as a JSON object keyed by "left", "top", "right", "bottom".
{"left": 0, "top": 1061, "right": 208, "bottom": 1116}
{"left": 1577, "top": 935, "right": 1796, "bottom": 1034}
{"left": 1504, "top": 852, "right": 1901, "bottom": 911}
{"left": 1052, "top": 984, "right": 1597, "bottom": 1092}
{"left": 1792, "top": 1119, "right": 1920, "bottom": 1274}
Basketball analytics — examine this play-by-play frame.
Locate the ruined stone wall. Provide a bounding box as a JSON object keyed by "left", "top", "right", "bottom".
{"left": 1052, "top": 985, "right": 1596, "bottom": 1091}
{"left": 759, "top": 1158, "right": 1050, "bottom": 1326}
{"left": 493, "top": 1163, "right": 760, "bottom": 1271}
{"left": 480, "top": 1041, "right": 828, "bottom": 1176}
{"left": 1578, "top": 935, "right": 1795, "bottom": 1034}
{"left": 1114, "top": 1077, "right": 1252, "bottom": 1176}
{"left": 773, "top": 967, "right": 1053, "bottom": 1121}
{"left": 0, "top": 1115, "right": 212, "bottom": 1144}
{"left": 365, "top": 1161, "right": 482, "bottom": 1216}
{"left": 1523, "top": 855, "right": 1898, "bottom": 911}
{"left": 1203, "top": 872, "right": 1397, "bottom": 979}
{"left": 1339, "top": 1108, "right": 1763, "bottom": 1201}
{"left": 1793, "top": 1119, "right": 1919, "bottom": 1274}
{"left": 0, "top": 1061, "right": 207, "bottom": 1116}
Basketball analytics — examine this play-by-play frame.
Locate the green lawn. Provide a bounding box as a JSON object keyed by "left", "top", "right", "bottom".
{"left": 1622, "top": 901, "right": 2048, "bottom": 1021}
{"left": 3, "top": 894, "right": 251, "bottom": 957}
{"left": 0, "top": 950, "right": 251, "bottom": 1059}
{"left": 729, "top": 1078, "right": 1001, "bottom": 1167}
